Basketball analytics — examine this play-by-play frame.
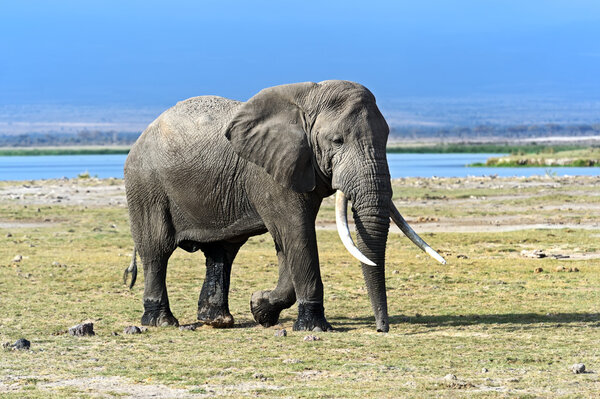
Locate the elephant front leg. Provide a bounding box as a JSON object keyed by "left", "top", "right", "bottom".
{"left": 251, "top": 246, "right": 296, "bottom": 327}
{"left": 257, "top": 226, "right": 332, "bottom": 332}
{"left": 197, "top": 242, "right": 241, "bottom": 328}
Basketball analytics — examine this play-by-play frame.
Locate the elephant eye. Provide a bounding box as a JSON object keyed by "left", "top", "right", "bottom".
{"left": 332, "top": 136, "right": 344, "bottom": 146}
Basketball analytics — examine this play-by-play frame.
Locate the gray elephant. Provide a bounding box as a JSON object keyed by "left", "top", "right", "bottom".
{"left": 123, "top": 80, "right": 445, "bottom": 332}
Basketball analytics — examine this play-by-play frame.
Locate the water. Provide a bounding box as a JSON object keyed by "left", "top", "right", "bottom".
{"left": 0, "top": 154, "right": 128, "bottom": 180}
{"left": 0, "top": 153, "right": 598, "bottom": 181}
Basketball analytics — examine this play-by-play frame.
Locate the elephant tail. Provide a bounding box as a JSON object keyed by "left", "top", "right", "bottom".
{"left": 123, "top": 247, "right": 138, "bottom": 289}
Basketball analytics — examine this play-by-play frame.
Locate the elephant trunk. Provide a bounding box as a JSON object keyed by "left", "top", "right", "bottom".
{"left": 345, "top": 159, "right": 392, "bottom": 332}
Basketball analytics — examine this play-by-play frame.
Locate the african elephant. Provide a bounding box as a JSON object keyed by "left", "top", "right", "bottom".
{"left": 123, "top": 80, "right": 444, "bottom": 332}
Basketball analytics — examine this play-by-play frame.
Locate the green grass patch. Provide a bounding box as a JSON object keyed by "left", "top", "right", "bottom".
{"left": 473, "top": 148, "right": 600, "bottom": 167}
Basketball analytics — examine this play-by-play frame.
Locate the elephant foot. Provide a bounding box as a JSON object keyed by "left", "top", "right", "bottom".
{"left": 141, "top": 300, "right": 179, "bottom": 327}
{"left": 197, "top": 307, "right": 234, "bottom": 328}
{"left": 250, "top": 290, "right": 282, "bottom": 327}
{"left": 293, "top": 301, "right": 333, "bottom": 332}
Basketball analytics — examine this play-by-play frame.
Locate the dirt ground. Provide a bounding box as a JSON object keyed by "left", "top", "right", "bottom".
{"left": 2, "top": 175, "right": 599, "bottom": 233}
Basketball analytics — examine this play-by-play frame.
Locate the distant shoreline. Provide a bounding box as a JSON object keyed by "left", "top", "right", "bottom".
{"left": 0, "top": 142, "right": 595, "bottom": 156}
{"left": 0, "top": 146, "right": 130, "bottom": 156}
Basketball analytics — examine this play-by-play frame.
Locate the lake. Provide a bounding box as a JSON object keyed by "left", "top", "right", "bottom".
{"left": 0, "top": 153, "right": 598, "bottom": 181}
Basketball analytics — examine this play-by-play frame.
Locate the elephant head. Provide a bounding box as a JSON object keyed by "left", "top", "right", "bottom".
{"left": 226, "top": 80, "right": 444, "bottom": 332}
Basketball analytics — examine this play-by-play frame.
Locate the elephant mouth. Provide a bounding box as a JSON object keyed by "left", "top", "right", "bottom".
{"left": 334, "top": 190, "right": 447, "bottom": 266}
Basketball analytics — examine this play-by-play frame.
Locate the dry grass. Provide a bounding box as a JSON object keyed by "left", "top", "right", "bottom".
{"left": 1, "top": 176, "right": 600, "bottom": 398}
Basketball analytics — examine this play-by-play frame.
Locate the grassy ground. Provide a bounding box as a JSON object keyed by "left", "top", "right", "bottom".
{"left": 1, "top": 177, "right": 600, "bottom": 397}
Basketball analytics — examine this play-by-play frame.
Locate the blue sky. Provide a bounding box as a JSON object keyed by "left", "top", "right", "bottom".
{"left": 1, "top": 0, "right": 600, "bottom": 106}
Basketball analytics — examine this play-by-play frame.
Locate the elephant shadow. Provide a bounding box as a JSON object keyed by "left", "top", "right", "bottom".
{"left": 331, "top": 312, "right": 600, "bottom": 331}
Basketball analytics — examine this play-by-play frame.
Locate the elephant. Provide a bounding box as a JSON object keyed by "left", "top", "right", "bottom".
{"left": 123, "top": 80, "right": 445, "bottom": 332}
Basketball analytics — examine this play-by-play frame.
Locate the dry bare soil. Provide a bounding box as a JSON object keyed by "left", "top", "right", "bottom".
{"left": 1, "top": 175, "right": 600, "bottom": 398}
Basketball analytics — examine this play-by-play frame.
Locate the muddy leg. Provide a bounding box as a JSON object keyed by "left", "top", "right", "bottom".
{"left": 197, "top": 241, "right": 243, "bottom": 328}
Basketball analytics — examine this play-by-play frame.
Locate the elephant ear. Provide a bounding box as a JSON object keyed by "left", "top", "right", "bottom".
{"left": 225, "top": 83, "right": 316, "bottom": 193}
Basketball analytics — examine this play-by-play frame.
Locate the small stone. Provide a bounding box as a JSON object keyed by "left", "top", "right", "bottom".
{"left": 5, "top": 232, "right": 12, "bottom": 237}
{"left": 274, "top": 329, "right": 287, "bottom": 337}
{"left": 571, "top": 363, "right": 586, "bottom": 374}
{"left": 179, "top": 324, "right": 197, "bottom": 331}
{"left": 555, "top": 266, "right": 567, "bottom": 272}
{"left": 534, "top": 267, "right": 543, "bottom": 273}
{"left": 111, "top": 331, "right": 119, "bottom": 336}
{"left": 69, "top": 322, "right": 95, "bottom": 336}
{"left": 312, "top": 326, "right": 323, "bottom": 332}
{"left": 303, "top": 335, "right": 321, "bottom": 342}
{"left": 443, "top": 374, "right": 457, "bottom": 381}
{"left": 481, "top": 367, "right": 488, "bottom": 373}
{"left": 392, "top": 270, "right": 399, "bottom": 274}
{"left": 14, "top": 338, "right": 30, "bottom": 350}
{"left": 12, "top": 255, "right": 22, "bottom": 263}
{"left": 569, "top": 267, "right": 579, "bottom": 273}
{"left": 252, "top": 373, "right": 267, "bottom": 381}
{"left": 457, "top": 254, "right": 468, "bottom": 259}
{"left": 123, "top": 326, "right": 142, "bottom": 334}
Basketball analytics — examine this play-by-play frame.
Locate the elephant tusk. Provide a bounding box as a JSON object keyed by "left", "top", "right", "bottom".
{"left": 389, "top": 202, "right": 447, "bottom": 264}
{"left": 335, "top": 191, "right": 377, "bottom": 266}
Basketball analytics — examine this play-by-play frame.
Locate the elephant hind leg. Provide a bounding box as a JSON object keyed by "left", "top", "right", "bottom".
{"left": 128, "top": 198, "right": 178, "bottom": 327}
{"left": 140, "top": 253, "right": 179, "bottom": 327}
{"left": 197, "top": 241, "right": 244, "bottom": 328}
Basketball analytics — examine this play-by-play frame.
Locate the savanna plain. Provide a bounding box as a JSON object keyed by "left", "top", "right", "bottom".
{"left": 1, "top": 174, "right": 600, "bottom": 398}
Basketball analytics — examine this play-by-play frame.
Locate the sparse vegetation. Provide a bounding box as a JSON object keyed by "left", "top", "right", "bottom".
{"left": 1, "top": 176, "right": 600, "bottom": 397}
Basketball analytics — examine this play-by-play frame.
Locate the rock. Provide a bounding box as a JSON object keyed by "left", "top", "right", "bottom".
{"left": 123, "top": 326, "right": 142, "bottom": 334}
{"left": 481, "top": 367, "right": 488, "bottom": 373}
{"left": 3, "top": 339, "right": 30, "bottom": 350}
{"left": 12, "top": 254, "right": 22, "bottom": 263}
{"left": 274, "top": 329, "right": 287, "bottom": 337}
{"left": 303, "top": 335, "right": 321, "bottom": 342}
{"left": 571, "top": 363, "right": 586, "bottom": 374}
{"left": 312, "top": 326, "right": 323, "bottom": 332}
{"left": 522, "top": 249, "right": 547, "bottom": 259}
{"left": 69, "top": 322, "right": 95, "bottom": 336}
{"left": 6, "top": 232, "right": 12, "bottom": 237}
{"left": 457, "top": 254, "right": 469, "bottom": 259}
{"left": 443, "top": 374, "right": 457, "bottom": 381}
{"left": 569, "top": 267, "right": 579, "bottom": 273}
{"left": 111, "top": 331, "right": 119, "bottom": 336}
{"left": 534, "top": 267, "right": 543, "bottom": 273}
{"left": 392, "top": 270, "right": 399, "bottom": 274}
{"left": 14, "top": 338, "right": 30, "bottom": 350}
{"left": 555, "top": 266, "right": 567, "bottom": 272}
{"left": 252, "top": 373, "right": 267, "bottom": 381}
{"left": 179, "top": 324, "right": 197, "bottom": 331}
